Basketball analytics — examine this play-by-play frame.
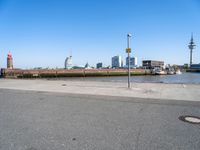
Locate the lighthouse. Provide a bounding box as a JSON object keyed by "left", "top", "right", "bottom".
{"left": 7, "top": 52, "right": 13, "bottom": 69}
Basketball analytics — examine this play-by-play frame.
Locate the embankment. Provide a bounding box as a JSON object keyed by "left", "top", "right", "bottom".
{"left": 1, "top": 68, "right": 151, "bottom": 78}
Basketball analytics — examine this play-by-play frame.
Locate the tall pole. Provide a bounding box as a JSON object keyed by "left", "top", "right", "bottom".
{"left": 127, "top": 34, "right": 132, "bottom": 88}
{"left": 190, "top": 48, "right": 192, "bottom": 66}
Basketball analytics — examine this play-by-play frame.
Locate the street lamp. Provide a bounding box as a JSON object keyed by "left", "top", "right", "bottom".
{"left": 126, "top": 33, "right": 132, "bottom": 88}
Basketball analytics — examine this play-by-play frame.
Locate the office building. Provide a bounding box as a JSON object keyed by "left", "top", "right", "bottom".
{"left": 96, "top": 62, "right": 103, "bottom": 69}
{"left": 126, "top": 57, "right": 137, "bottom": 68}
{"left": 142, "top": 60, "right": 164, "bottom": 69}
{"left": 112, "top": 56, "right": 122, "bottom": 68}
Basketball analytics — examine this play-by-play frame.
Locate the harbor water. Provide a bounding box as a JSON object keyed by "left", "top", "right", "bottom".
{"left": 59, "top": 72, "right": 200, "bottom": 84}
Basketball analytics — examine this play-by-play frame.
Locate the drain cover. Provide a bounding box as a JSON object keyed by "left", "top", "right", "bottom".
{"left": 179, "top": 115, "right": 200, "bottom": 124}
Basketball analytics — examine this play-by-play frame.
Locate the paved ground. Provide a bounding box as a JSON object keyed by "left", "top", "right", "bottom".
{"left": 0, "top": 79, "right": 200, "bottom": 101}
{"left": 0, "top": 89, "right": 200, "bottom": 150}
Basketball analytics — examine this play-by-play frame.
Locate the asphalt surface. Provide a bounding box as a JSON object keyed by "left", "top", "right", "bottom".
{"left": 0, "top": 89, "right": 200, "bottom": 150}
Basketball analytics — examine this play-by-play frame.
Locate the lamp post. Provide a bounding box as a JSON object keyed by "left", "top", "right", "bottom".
{"left": 126, "top": 33, "right": 132, "bottom": 88}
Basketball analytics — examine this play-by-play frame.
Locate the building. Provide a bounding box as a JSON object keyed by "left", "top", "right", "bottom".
{"left": 190, "top": 64, "right": 200, "bottom": 70}
{"left": 112, "top": 56, "right": 122, "bottom": 68}
{"left": 126, "top": 57, "right": 137, "bottom": 68}
{"left": 64, "top": 55, "right": 72, "bottom": 69}
{"left": 96, "top": 62, "right": 103, "bottom": 69}
{"left": 7, "top": 52, "right": 13, "bottom": 69}
{"left": 142, "top": 60, "right": 164, "bottom": 69}
{"left": 85, "top": 62, "right": 92, "bottom": 69}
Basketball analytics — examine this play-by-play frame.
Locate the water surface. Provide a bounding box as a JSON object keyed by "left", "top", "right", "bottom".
{"left": 58, "top": 72, "right": 200, "bottom": 84}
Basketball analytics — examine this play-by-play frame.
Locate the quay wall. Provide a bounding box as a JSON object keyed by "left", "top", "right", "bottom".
{"left": 186, "top": 69, "right": 200, "bottom": 73}
{"left": 0, "top": 68, "right": 151, "bottom": 78}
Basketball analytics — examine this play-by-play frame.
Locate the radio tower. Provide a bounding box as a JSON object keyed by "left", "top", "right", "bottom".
{"left": 188, "top": 33, "right": 196, "bottom": 67}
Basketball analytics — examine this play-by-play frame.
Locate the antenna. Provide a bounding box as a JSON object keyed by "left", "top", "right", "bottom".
{"left": 188, "top": 33, "right": 196, "bottom": 67}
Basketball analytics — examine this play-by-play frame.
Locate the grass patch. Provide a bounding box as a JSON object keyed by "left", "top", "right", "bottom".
{"left": 131, "top": 72, "right": 150, "bottom": 76}
{"left": 57, "top": 73, "right": 84, "bottom": 77}
{"left": 85, "top": 72, "right": 108, "bottom": 77}
{"left": 108, "top": 72, "right": 128, "bottom": 76}
{"left": 40, "top": 74, "right": 57, "bottom": 78}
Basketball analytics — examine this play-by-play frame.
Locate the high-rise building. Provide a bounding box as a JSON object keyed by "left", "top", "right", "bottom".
{"left": 126, "top": 57, "right": 137, "bottom": 68}
{"left": 112, "top": 56, "right": 122, "bottom": 68}
{"left": 96, "top": 62, "right": 103, "bottom": 69}
{"left": 65, "top": 55, "right": 72, "bottom": 69}
{"left": 7, "top": 52, "right": 13, "bottom": 69}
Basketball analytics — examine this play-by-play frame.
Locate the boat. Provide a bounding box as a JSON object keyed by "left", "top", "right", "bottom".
{"left": 167, "top": 70, "right": 175, "bottom": 75}
{"left": 175, "top": 70, "right": 182, "bottom": 75}
{"left": 154, "top": 69, "right": 166, "bottom": 75}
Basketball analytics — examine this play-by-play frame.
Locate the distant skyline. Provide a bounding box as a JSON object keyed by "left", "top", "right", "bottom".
{"left": 0, "top": 0, "right": 200, "bottom": 69}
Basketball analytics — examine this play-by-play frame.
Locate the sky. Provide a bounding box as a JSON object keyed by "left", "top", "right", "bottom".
{"left": 0, "top": 0, "right": 200, "bottom": 69}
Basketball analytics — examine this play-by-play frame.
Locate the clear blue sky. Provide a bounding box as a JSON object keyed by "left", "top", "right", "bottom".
{"left": 0, "top": 0, "right": 200, "bottom": 68}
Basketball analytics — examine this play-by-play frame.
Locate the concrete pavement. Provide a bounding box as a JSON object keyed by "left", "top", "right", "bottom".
{"left": 0, "top": 79, "right": 200, "bottom": 101}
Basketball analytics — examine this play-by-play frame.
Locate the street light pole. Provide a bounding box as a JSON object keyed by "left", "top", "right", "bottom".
{"left": 127, "top": 33, "right": 132, "bottom": 88}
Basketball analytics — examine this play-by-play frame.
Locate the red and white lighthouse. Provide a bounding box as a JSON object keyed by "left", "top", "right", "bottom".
{"left": 7, "top": 52, "right": 13, "bottom": 69}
